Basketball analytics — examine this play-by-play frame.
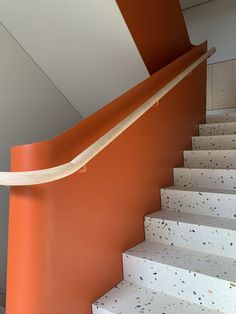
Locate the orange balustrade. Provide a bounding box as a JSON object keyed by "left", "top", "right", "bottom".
{"left": 6, "top": 41, "right": 207, "bottom": 314}
{"left": 116, "top": 0, "right": 192, "bottom": 74}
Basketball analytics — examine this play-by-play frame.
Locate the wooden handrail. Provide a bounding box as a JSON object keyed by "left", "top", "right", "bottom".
{"left": 0, "top": 47, "right": 216, "bottom": 186}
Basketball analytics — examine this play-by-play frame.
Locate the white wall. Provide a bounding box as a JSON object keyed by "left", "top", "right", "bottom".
{"left": 183, "top": 0, "right": 236, "bottom": 64}
{"left": 0, "top": 24, "right": 81, "bottom": 295}
{"left": 0, "top": 0, "right": 149, "bottom": 118}
{"left": 0, "top": 0, "right": 149, "bottom": 297}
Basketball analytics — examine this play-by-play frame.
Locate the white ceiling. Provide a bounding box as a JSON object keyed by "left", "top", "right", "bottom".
{"left": 180, "top": 0, "right": 211, "bottom": 9}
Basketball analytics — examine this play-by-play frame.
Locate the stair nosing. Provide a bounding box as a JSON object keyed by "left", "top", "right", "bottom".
{"left": 161, "top": 186, "right": 236, "bottom": 195}
{"left": 193, "top": 134, "right": 236, "bottom": 139}
{"left": 146, "top": 210, "right": 236, "bottom": 231}
{"left": 199, "top": 121, "right": 236, "bottom": 127}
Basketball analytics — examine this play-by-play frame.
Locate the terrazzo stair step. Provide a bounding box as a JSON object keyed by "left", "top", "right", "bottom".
{"left": 174, "top": 167, "right": 236, "bottom": 190}
{"left": 199, "top": 122, "right": 236, "bottom": 136}
{"left": 206, "top": 112, "right": 236, "bottom": 124}
{"left": 92, "top": 280, "right": 222, "bottom": 314}
{"left": 184, "top": 150, "right": 236, "bottom": 169}
{"left": 192, "top": 134, "right": 236, "bottom": 150}
{"left": 145, "top": 210, "right": 236, "bottom": 258}
{"left": 161, "top": 186, "right": 236, "bottom": 219}
{"left": 123, "top": 241, "right": 236, "bottom": 313}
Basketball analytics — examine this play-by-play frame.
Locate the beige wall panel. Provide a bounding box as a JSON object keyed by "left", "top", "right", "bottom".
{"left": 211, "top": 60, "right": 236, "bottom": 109}
{"left": 233, "top": 60, "right": 236, "bottom": 95}
{"left": 206, "top": 64, "right": 213, "bottom": 110}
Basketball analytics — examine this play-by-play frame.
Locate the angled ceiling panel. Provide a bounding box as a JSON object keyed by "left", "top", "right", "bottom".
{"left": 180, "top": 0, "right": 211, "bottom": 10}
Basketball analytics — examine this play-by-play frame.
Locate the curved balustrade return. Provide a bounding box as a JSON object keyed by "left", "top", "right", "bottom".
{"left": 0, "top": 47, "right": 215, "bottom": 186}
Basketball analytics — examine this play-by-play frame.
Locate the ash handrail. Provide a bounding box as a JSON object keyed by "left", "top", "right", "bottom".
{"left": 0, "top": 47, "right": 216, "bottom": 186}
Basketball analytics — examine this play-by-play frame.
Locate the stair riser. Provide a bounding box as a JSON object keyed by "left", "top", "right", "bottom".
{"left": 192, "top": 135, "right": 236, "bottom": 150}
{"left": 161, "top": 188, "right": 236, "bottom": 219}
{"left": 199, "top": 123, "right": 236, "bottom": 136}
{"left": 145, "top": 216, "right": 236, "bottom": 259}
{"left": 206, "top": 113, "right": 236, "bottom": 124}
{"left": 123, "top": 254, "right": 235, "bottom": 313}
{"left": 174, "top": 168, "right": 236, "bottom": 190}
{"left": 184, "top": 150, "right": 236, "bottom": 169}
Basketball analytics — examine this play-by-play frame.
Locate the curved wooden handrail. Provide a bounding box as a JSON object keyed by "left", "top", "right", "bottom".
{"left": 0, "top": 47, "right": 216, "bottom": 186}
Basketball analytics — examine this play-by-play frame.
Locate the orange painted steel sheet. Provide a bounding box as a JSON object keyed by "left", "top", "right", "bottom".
{"left": 7, "top": 43, "right": 207, "bottom": 314}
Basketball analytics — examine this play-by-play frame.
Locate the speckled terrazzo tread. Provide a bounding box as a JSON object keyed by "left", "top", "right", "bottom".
{"left": 123, "top": 241, "right": 236, "bottom": 313}
{"left": 199, "top": 122, "right": 236, "bottom": 136}
{"left": 174, "top": 167, "right": 236, "bottom": 190}
{"left": 192, "top": 134, "right": 236, "bottom": 150}
{"left": 161, "top": 186, "right": 236, "bottom": 219}
{"left": 92, "top": 281, "right": 223, "bottom": 314}
{"left": 184, "top": 150, "right": 236, "bottom": 169}
{"left": 145, "top": 210, "right": 236, "bottom": 258}
{"left": 206, "top": 111, "right": 236, "bottom": 124}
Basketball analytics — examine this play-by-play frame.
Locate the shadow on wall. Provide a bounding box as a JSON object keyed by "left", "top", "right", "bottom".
{"left": 0, "top": 23, "right": 81, "bottom": 294}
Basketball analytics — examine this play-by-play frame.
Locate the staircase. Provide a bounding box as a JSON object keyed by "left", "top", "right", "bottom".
{"left": 93, "top": 108, "right": 236, "bottom": 314}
